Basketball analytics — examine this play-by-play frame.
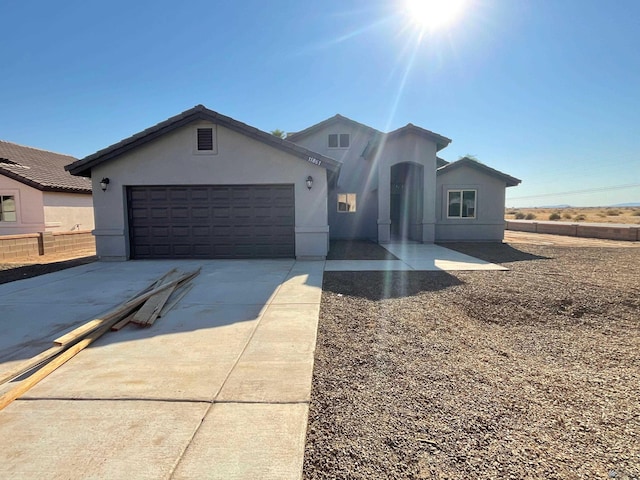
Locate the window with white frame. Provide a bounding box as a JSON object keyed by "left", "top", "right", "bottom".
{"left": 0, "top": 195, "right": 17, "bottom": 222}
{"left": 447, "top": 190, "right": 476, "bottom": 218}
{"left": 337, "top": 193, "right": 357, "bottom": 212}
{"left": 328, "top": 133, "right": 350, "bottom": 149}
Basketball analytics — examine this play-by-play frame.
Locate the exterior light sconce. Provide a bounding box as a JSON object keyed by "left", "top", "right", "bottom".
{"left": 100, "top": 177, "right": 110, "bottom": 192}
{"left": 306, "top": 176, "right": 313, "bottom": 190}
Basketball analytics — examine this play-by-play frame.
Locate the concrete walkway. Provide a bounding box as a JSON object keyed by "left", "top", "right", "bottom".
{"left": 325, "top": 242, "right": 507, "bottom": 271}
{"left": 0, "top": 259, "right": 323, "bottom": 480}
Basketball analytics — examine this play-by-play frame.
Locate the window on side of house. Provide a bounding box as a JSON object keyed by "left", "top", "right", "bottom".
{"left": 447, "top": 190, "right": 476, "bottom": 218}
{"left": 328, "top": 133, "right": 350, "bottom": 149}
{"left": 337, "top": 193, "right": 357, "bottom": 213}
{"left": 0, "top": 195, "right": 17, "bottom": 222}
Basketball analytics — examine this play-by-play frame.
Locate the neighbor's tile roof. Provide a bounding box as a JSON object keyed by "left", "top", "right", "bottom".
{"left": 0, "top": 141, "right": 91, "bottom": 193}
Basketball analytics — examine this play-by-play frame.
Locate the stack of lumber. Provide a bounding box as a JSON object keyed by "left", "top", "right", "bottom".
{"left": 0, "top": 267, "right": 200, "bottom": 411}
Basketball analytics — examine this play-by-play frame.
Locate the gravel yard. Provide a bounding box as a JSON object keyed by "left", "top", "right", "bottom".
{"left": 304, "top": 239, "right": 640, "bottom": 479}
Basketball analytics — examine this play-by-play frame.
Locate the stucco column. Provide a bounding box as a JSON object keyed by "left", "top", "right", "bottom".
{"left": 377, "top": 164, "right": 391, "bottom": 243}
{"left": 421, "top": 163, "right": 436, "bottom": 243}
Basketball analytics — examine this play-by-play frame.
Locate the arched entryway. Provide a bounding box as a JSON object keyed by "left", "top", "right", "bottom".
{"left": 390, "top": 162, "right": 423, "bottom": 241}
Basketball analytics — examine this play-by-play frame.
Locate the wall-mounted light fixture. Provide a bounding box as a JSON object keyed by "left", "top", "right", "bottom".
{"left": 306, "top": 175, "right": 313, "bottom": 190}
{"left": 100, "top": 177, "right": 110, "bottom": 192}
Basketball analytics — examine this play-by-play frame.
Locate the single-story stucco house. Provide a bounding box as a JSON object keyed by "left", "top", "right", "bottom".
{"left": 66, "top": 105, "right": 520, "bottom": 261}
{"left": 0, "top": 141, "right": 94, "bottom": 236}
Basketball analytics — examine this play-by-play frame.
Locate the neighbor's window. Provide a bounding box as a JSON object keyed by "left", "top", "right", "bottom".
{"left": 328, "top": 133, "right": 350, "bottom": 149}
{"left": 337, "top": 193, "right": 357, "bottom": 212}
{"left": 0, "top": 195, "right": 17, "bottom": 222}
{"left": 447, "top": 190, "right": 476, "bottom": 218}
{"left": 197, "top": 127, "right": 214, "bottom": 151}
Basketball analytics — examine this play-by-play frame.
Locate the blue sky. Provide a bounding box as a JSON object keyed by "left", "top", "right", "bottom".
{"left": 1, "top": 0, "right": 638, "bottom": 207}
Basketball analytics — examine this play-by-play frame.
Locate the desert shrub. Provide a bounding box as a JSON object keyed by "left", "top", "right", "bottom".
{"left": 514, "top": 212, "right": 526, "bottom": 219}
{"left": 606, "top": 209, "right": 620, "bottom": 216}
{"left": 632, "top": 210, "right": 640, "bottom": 216}
{"left": 562, "top": 212, "right": 573, "bottom": 219}
{"left": 525, "top": 213, "right": 536, "bottom": 220}
{"left": 597, "top": 212, "right": 606, "bottom": 217}
{"left": 549, "top": 212, "right": 562, "bottom": 220}
{"left": 574, "top": 214, "right": 586, "bottom": 221}
{"left": 506, "top": 209, "right": 518, "bottom": 215}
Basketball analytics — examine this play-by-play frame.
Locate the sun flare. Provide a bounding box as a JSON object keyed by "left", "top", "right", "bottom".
{"left": 405, "top": 0, "right": 467, "bottom": 31}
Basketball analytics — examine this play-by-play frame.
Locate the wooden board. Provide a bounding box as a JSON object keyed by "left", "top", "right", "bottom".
{"left": 130, "top": 271, "right": 183, "bottom": 326}
{"left": 159, "top": 283, "right": 194, "bottom": 318}
{"left": 130, "top": 285, "right": 176, "bottom": 327}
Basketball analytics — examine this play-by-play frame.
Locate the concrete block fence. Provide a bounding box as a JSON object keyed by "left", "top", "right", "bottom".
{"left": 0, "top": 231, "right": 96, "bottom": 261}
{"left": 506, "top": 220, "right": 640, "bottom": 242}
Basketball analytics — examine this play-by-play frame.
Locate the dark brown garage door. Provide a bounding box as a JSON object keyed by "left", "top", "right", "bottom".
{"left": 127, "top": 185, "right": 295, "bottom": 259}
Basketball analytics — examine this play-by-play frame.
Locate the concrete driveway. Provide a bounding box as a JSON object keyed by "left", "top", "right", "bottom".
{"left": 0, "top": 259, "right": 323, "bottom": 480}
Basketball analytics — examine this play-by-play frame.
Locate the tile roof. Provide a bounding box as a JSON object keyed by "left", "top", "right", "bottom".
{"left": 286, "top": 114, "right": 382, "bottom": 142}
{"left": 287, "top": 116, "right": 452, "bottom": 152}
{"left": 437, "top": 156, "right": 521, "bottom": 187}
{"left": 0, "top": 141, "right": 91, "bottom": 193}
{"left": 66, "top": 105, "right": 341, "bottom": 177}
{"left": 436, "top": 156, "right": 449, "bottom": 167}
{"left": 386, "top": 124, "right": 452, "bottom": 152}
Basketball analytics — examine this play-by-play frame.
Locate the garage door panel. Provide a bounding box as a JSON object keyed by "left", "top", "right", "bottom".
{"left": 170, "top": 226, "right": 190, "bottom": 237}
{"left": 150, "top": 189, "right": 171, "bottom": 201}
{"left": 168, "top": 188, "right": 189, "bottom": 201}
{"left": 192, "top": 226, "right": 211, "bottom": 237}
{"left": 151, "top": 244, "right": 171, "bottom": 256}
{"left": 191, "top": 207, "right": 210, "bottom": 218}
{"left": 213, "top": 207, "right": 230, "bottom": 218}
{"left": 128, "top": 185, "right": 295, "bottom": 259}
{"left": 189, "top": 188, "right": 210, "bottom": 201}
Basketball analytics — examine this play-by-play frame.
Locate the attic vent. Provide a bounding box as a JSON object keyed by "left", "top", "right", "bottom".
{"left": 197, "top": 128, "right": 214, "bottom": 151}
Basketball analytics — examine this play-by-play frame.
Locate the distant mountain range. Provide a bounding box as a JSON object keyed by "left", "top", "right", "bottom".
{"left": 523, "top": 202, "right": 640, "bottom": 208}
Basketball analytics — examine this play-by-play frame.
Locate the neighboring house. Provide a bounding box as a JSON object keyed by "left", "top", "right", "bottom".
{"left": 0, "top": 141, "right": 94, "bottom": 236}
{"left": 66, "top": 105, "right": 520, "bottom": 261}
{"left": 287, "top": 114, "right": 520, "bottom": 243}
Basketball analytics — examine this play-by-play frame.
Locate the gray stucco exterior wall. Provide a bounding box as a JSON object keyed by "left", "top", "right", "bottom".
{"left": 375, "top": 133, "right": 439, "bottom": 243}
{"left": 290, "top": 119, "right": 379, "bottom": 240}
{"left": 435, "top": 165, "right": 507, "bottom": 241}
{"left": 91, "top": 121, "right": 329, "bottom": 260}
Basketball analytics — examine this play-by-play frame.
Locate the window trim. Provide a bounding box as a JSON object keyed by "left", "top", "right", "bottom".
{"left": 446, "top": 189, "right": 477, "bottom": 219}
{"left": 193, "top": 125, "right": 218, "bottom": 155}
{"left": 328, "top": 133, "right": 350, "bottom": 149}
{"left": 0, "top": 194, "right": 18, "bottom": 222}
{"left": 337, "top": 193, "right": 357, "bottom": 213}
